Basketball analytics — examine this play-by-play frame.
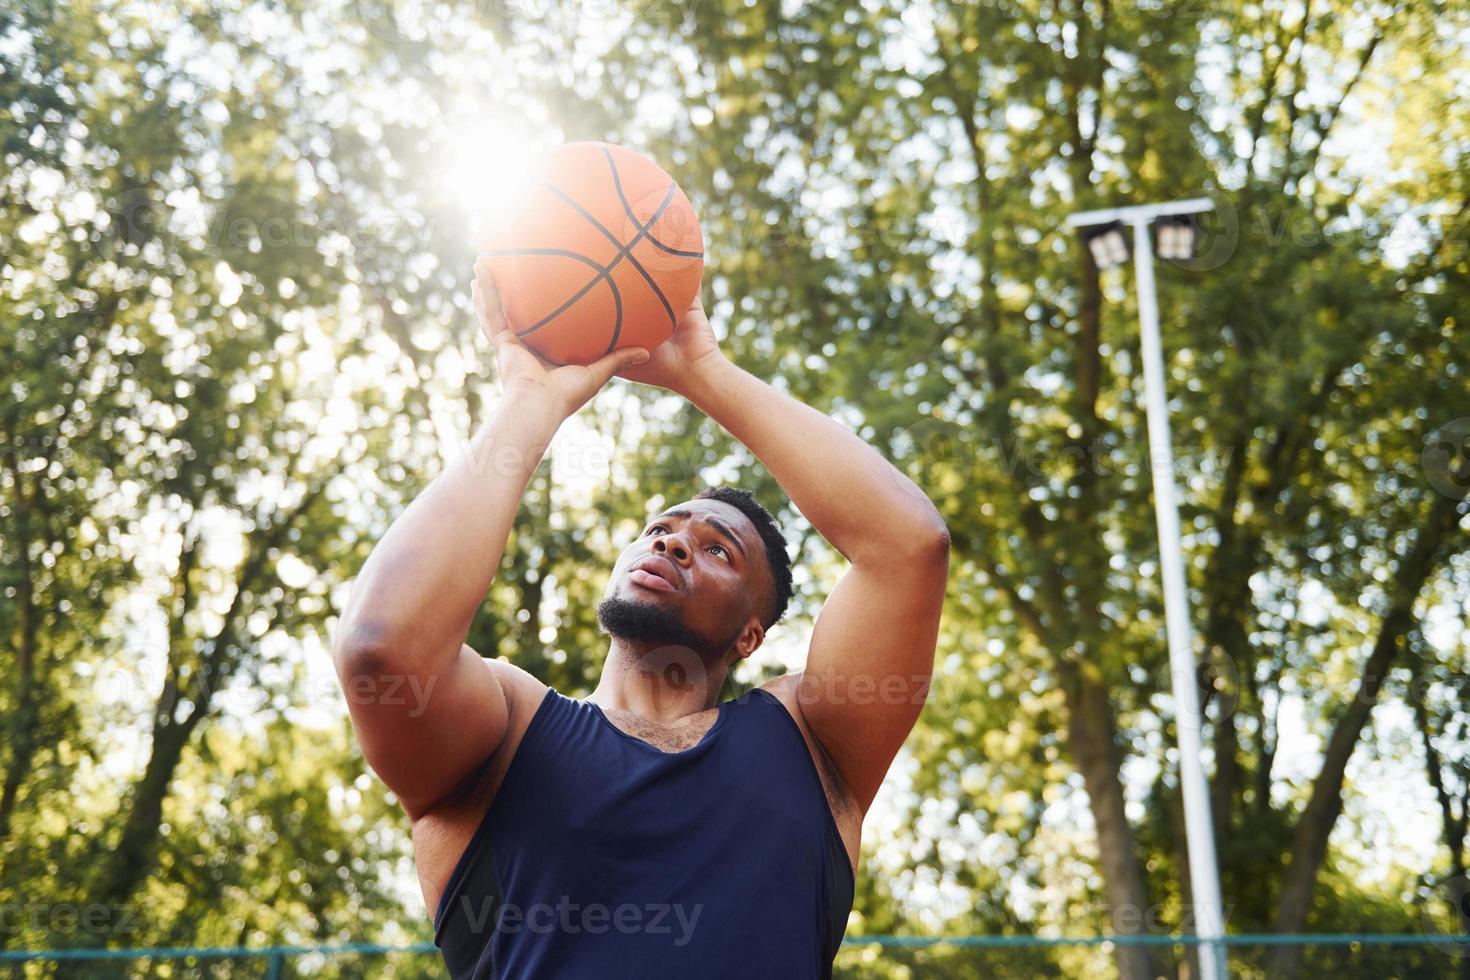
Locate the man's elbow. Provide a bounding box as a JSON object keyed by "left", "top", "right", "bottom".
{"left": 332, "top": 620, "right": 401, "bottom": 679}
{"left": 862, "top": 520, "right": 949, "bottom": 572}
{"left": 908, "top": 518, "right": 951, "bottom": 562}
{"left": 846, "top": 514, "right": 950, "bottom": 567}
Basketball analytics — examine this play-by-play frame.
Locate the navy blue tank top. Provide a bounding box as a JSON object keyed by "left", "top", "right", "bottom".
{"left": 433, "top": 686, "right": 854, "bottom": 979}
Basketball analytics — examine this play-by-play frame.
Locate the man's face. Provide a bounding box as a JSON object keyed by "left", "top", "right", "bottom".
{"left": 597, "top": 498, "right": 769, "bottom": 660}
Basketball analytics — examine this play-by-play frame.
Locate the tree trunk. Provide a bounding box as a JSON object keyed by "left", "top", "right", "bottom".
{"left": 1168, "top": 776, "right": 1199, "bottom": 980}
{"left": 1269, "top": 492, "right": 1464, "bottom": 977}
{"left": 0, "top": 450, "right": 41, "bottom": 853}
{"left": 1407, "top": 656, "right": 1470, "bottom": 980}
{"left": 1268, "top": 608, "right": 1408, "bottom": 974}
{"left": 70, "top": 472, "right": 332, "bottom": 947}
{"left": 53, "top": 710, "right": 201, "bottom": 979}
{"left": 86, "top": 717, "right": 198, "bottom": 914}
{"left": 1053, "top": 23, "right": 1157, "bottom": 971}
{"left": 1453, "top": 874, "right": 1470, "bottom": 980}
{"left": 1063, "top": 660, "right": 1160, "bottom": 980}
{"left": 0, "top": 637, "right": 38, "bottom": 852}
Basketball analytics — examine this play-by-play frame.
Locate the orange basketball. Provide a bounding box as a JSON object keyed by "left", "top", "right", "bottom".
{"left": 477, "top": 142, "right": 704, "bottom": 366}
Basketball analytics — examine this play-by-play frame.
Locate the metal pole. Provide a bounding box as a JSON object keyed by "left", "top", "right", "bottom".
{"left": 1130, "top": 217, "right": 1228, "bottom": 980}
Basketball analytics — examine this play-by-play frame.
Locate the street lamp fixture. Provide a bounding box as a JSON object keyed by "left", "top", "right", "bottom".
{"left": 1082, "top": 220, "right": 1130, "bottom": 270}
{"left": 1155, "top": 213, "right": 1199, "bottom": 261}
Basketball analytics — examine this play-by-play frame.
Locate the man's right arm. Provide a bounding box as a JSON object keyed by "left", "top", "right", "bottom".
{"left": 332, "top": 272, "right": 649, "bottom": 821}
{"left": 331, "top": 398, "right": 562, "bottom": 820}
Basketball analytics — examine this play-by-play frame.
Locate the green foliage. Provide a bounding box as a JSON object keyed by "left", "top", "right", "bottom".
{"left": 2, "top": 0, "right": 1467, "bottom": 974}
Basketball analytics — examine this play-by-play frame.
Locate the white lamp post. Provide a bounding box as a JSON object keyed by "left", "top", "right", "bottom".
{"left": 1065, "top": 197, "right": 1228, "bottom": 980}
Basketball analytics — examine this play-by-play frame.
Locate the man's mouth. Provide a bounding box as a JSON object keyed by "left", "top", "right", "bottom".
{"left": 629, "top": 557, "right": 680, "bottom": 592}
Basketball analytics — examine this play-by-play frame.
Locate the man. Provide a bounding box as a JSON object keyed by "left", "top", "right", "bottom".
{"left": 332, "top": 265, "right": 949, "bottom": 978}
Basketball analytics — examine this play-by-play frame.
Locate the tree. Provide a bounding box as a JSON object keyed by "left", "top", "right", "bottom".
{"left": 5, "top": 1, "right": 1467, "bottom": 976}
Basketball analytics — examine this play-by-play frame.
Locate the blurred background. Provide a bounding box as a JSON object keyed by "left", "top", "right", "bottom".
{"left": 2, "top": 0, "right": 1468, "bottom": 976}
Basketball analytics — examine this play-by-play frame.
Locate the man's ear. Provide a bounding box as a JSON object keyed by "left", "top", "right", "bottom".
{"left": 732, "top": 619, "right": 765, "bottom": 661}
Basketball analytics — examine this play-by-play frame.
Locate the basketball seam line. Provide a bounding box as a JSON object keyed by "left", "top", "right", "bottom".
{"left": 541, "top": 179, "right": 679, "bottom": 339}
{"left": 475, "top": 247, "right": 621, "bottom": 342}
{"left": 594, "top": 149, "right": 686, "bottom": 342}
{"left": 523, "top": 178, "right": 677, "bottom": 359}
{"left": 601, "top": 145, "right": 705, "bottom": 260}
{"left": 477, "top": 152, "right": 698, "bottom": 358}
{"left": 519, "top": 182, "right": 657, "bottom": 353}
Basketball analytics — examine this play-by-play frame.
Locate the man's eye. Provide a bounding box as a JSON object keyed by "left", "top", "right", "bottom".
{"left": 710, "top": 544, "right": 730, "bottom": 561}
{"left": 646, "top": 524, "right": 666, "bottom": 535}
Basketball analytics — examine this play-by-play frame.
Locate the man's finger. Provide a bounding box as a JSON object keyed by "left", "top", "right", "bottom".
{"left": 472, "top": 280, "right": 497, "bottom": 332}
{"left": 585, "top": 347, "right": 650, "bottom": 389}
{"left": 494, "top": 326, "right": 564, "bottom": 379}
{"left": 472, "top": 266, "right": 509, "bottom": 338}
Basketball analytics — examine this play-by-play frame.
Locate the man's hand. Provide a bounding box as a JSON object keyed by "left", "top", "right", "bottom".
{"left": 614, "top": 289, "right": 728, "bottom": 395}
{"left": 473, "top": 263, "right": 650, "bottom": 419}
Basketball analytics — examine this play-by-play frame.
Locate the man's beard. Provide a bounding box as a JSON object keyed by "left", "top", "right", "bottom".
{"left": 596, "top": 595, "right": 725, "bottom": 656}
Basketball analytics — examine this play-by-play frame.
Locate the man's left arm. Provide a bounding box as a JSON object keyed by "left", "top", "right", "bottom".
{"left": 681, "top": 350, "right": 950, "bottom": 811}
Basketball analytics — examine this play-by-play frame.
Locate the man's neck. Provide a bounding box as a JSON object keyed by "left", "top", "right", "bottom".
{"left": 588, "top": 640, "right": 729, "bottom": 725}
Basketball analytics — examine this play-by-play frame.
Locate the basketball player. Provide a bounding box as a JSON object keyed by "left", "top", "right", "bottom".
{"left": 332, "top": 268, "right": 950, "bottom": 978}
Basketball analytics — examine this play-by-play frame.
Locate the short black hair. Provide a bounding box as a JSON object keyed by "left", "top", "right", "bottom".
{"left": 692, "top": 485, "right": 793, "bottom": 629}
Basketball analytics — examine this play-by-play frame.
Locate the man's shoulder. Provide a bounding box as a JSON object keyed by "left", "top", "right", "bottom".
{"left": 415, "top": 658, "right": 549, "bottom": 822}
{"left": 756, "top": 671, "right": 823, "bottom": 718}
{"left": 752, "top": 672, "right": 821, "bottom": 746}
{"left": 476, "top": 655, "right": 552, "bottom": 731}
{"left": 483, "top": 657, "right": 551, "bottom": 717}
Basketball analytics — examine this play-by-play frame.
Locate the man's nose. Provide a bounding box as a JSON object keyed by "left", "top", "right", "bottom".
{"left": 652, "top": 534, "right": 692, "bottom": 563}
